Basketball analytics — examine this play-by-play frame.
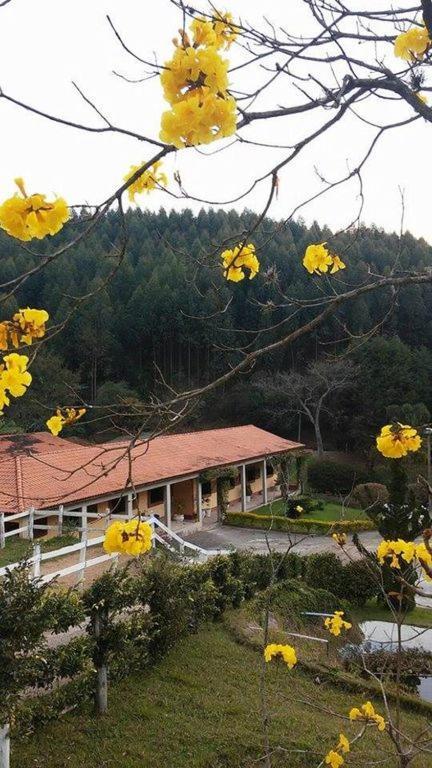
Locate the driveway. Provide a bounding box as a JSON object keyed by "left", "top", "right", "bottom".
{"left": 184, "top": 525, "right": 382, "bottom": 561}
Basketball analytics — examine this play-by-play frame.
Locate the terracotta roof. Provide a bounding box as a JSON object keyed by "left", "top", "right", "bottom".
{"left": 0, "top": 431, "right": 74, "bottom": 457}
{"left": 0, "top": 425, "right": 303, "bottom": 513}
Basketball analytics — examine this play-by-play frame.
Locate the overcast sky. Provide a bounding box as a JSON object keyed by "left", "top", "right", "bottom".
{"left": 0, "top": 0, "right": 429, "bottom": 242}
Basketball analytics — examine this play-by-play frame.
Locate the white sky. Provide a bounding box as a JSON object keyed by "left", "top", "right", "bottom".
{"left": 0, "top": 0, "right": 429, "bottom": 241}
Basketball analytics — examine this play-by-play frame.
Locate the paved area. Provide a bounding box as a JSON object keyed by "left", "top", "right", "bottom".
{"left": 183, "top": 525, "right": 382, "bottom": 561}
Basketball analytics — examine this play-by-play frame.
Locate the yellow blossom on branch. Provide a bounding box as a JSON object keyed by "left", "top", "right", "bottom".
{"left": 0, "top": 178, "right": 69, "bottom": 241}
{"left": 332, "top": 532, "right": 347, "bottom": 547}
{"left": 221, "top": 242, "right": 260, "bottom": 282}
{"left": 264, "top": 643, "right": 297, "bottom": 669}
{"left": 103, "top": 519, "right": 152, "bottom": 557}
{"left": 161, "top": 45, "right": 230, "bottom": 104}
{"left": 303, "top": 243, "right": 346, "bottom": 275}
{"left": 191, "top": 11, "right": 239, "bottom": 50}
{"left": 394, "top": 26, "right": 430, "bottom": 61}
{"left": 0, "top": 307, "right": 49, "bottom": 351}
{"left": 325, "top": 750, "right": 344, "bottom": 768}
{"left": 160, "top": 90, "right": 236, "bottom": 148}
{"left": 377, "top": 539, "right": 416, "bottom": 569}
{"left": 376, "top": 422, "right": 421, "bottom": 458}
{"left": 0, "top": 353, "right": 32, "bottom": 412}
{"left": 46, "top": 407, "right": 86, "bottom": 436}
{"left": 324, "top": 611, "right": 352, "bottom": 637}
{"left": 124, "top": 161, "right": 168, "bottom": 201}
{"left": 349, "top": 701, "right": 385, "bottom": 731}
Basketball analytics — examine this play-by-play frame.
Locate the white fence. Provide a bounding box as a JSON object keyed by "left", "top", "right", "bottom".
{"left": 0, "top": 514, "right": 231, "bottom": 585}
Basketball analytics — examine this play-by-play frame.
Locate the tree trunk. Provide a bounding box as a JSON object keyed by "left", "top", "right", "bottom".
{"left": 314, "top": 418, "right": 324, "bottom": 456}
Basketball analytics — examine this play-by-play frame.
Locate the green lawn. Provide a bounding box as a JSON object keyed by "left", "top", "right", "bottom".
{"left": 0, "top": 533, "right": 78, "bottom": 568}
{"left": 253, "top": 498, "right": 366, "bottom": 522}
{"left": 14, "top": 625, "right": 430, "bottom": 768}
{"left": 353, "top": 601, "right": 432, "bottom": 629}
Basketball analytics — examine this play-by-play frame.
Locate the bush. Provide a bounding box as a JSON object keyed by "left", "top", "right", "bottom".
{"left": 224, "top": 511, "right": 375, "bottom": 534}
{"left": 284, "top": 496, "right": 322, "bottom": 517}
{"left": 304, "top": 553, "right": 379, "bottom": 607}
{"left": 254, "top": 579, "right": 341, "bottom": 620}
{"left": 308, "top": 458, "right": 368, "bottom": 495}
{"left": 352, "top": 482, "right": 389, "bottom": 509}
{"left": 340, "top": 560, "right": 379, "bottom": 607}
{"left": 304, "top": 553, "right": 345, "bottom": 597}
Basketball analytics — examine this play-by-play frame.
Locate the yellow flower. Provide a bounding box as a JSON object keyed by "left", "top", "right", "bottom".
{"left": 13, "top": 307, "right": 49, "bottom": 346}
{"left": 349, "top": 701, "right": 385, "bottom": 731}
{"left": 124, "top": 161, "right": 168, "bottom": 201}
{"left": 221, "top": 242, "right": 260, "bottom": 282}
{"left": 394, "top": 26, "right": 430, "bottom": 61}
{"left": 160, "top": 90, "right": 236, "bottom": 148}
{"left": 103, "top": 519, "right": 152, "bottom": 556}
{"left": 324, "top": 611, "right": 352, "bottom": 637}
{"left": 161, "top": 45, "right": 229, "bottom": 105}
{"left": 46, "top": 414, "right": 65, "bottom": 437}
{"left": 295, "top": 505, "right": 304, "bottom": 514}
{"left": 325, "top": 750, "right": 344, "bottom": 768}
{"left": 377, "top": 539, "right": 416, "bottom": 569}
{"left": 46, "top": 407, "right": 86, "bottom": 436}
{"left": 0, "top": 178, "right": 69, "bottom": 241}
{"left": 264, "top": 643, "right": 297, "bottom": 669}
{"left": 332, "top": 532, "right": 347, "bottom": 547}
{"left": 191, "top": 11, "right": 239, "bottom": 50}
{"left": 336, "top": 734, "right": 350, "bottom": 754}
{"left": 303, "top": 243, "right": 345, "bottom": 275}
{"left": 376, "top": 423, "right": 421, "bottom": 459}
{"left": 0, "top": 353, "right": 32, "bottom": 398}
{"left": 416, "top": 92, "right": 428, "bottom": 104}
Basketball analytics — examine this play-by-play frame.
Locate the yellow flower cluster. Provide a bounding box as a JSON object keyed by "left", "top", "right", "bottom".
{"left": 349, "top": 701, "right": 385, "bottom": 731}
{"left": 377, "top": 538, "right": 432, "bottom": 579}
{"left": 376, "top": 423, "right": 421, "bottom": 459}
{"left": 190, "top": 11, "right": 238, "bottom": 50}
{"left": 264, "top": 643, "right": 297, "bottom": 669}
{"left": 303, "top": 243, "right": 346, "bottom": 275}
{"left": 103, "top": 519, "right": 153, "bottom": 557}
{"left": 0, "top": 178, "right": 69, "bottom": 241}
{"left": 332, "top": 532, "right": 347, "bottom": 547}
{"left": 124, "top": 161, "right": 168, "bottom": 201}
{"left": 159, "top": 12, "right": 237, "bottom": 147}
{"left": 221, "top": 242, "right": 260, "bottom": 282}
{"left": 0, "top": 353, "right": 32, "bottom": 412}
{"left": 394, "top": 26, "right": 430, "bottom": 61}
{"left": 46, "top": 407, "right": 86, "bottom": 437}
{"left": 0, "top": 307, "right": 49, "bottom": 351}
{"left": 324, "top": 611, "right": 352, "bottom": 637}
{"left": 325, "top": 734, "right": 350, "bottom": 768}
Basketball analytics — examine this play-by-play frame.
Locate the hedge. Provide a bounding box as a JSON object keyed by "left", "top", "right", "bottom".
{"left": 307, "top": 458, "right": 368, "bottom": 495}
{"left": 224, "top": 511, "right": 375, "bottom": 534}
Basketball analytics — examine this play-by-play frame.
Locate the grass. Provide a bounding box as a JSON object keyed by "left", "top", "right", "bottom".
{"left": 14, "top": 625, "right": 431, "bottom": 768}
{"left": 252, "top": 497, "right": 366, "bottom": 522}
{"left": 353, "top": 601, "right": 432, "bottom": 629}
{"left": 0, "top": 533, "right": 78, "bottom": 568}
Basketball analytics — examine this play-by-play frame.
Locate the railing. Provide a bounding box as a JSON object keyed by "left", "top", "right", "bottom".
{"left": 0, "top": 514, "right": 232, "bottom": 585}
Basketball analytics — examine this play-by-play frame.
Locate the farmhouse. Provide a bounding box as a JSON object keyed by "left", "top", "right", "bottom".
{"left": 0, "top": 425, "right": 304, "bottom": 537}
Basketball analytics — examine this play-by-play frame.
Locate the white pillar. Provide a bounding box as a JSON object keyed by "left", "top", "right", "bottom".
{"left": 0, "top": 513, "right": 5, "bottom": 549}
{"left": 32, "top": 543, "right": 41, "bottom": 579}
{"left": 196, "top": 479, "right": 203, "bottom": 524}
{"left": 28, "top": 507, "right": 34, "bottom": 540}
{"left": 57, "top": 504, "right": 64, "bottom": 537}
{"left": 240, "top": 464, "right": 247, "bottom": 512}
{"left": 0, "top": 722, "right": 10, "bottom": 768}
{"left": 127, "top": 492, "right": 134, "bottom": 520}
{"left": 81, "top": 504, "right": 88, "bottom": 540}
{"left": 262, "top": 459, "right": 268, "bottom": 505}
{"left": 165, "top": 484, "right": 172, "bottom": 529}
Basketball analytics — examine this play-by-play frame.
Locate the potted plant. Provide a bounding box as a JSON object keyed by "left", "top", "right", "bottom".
{"left": 246, "top": 483, "right": 252, "bottom": 503}
{"left": 173, "top": 501, "right": 185, "bottom": 522}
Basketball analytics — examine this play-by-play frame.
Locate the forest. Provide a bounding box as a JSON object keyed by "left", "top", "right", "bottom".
{"left": 2, "top": 207, "right": 432, "bottom": 452}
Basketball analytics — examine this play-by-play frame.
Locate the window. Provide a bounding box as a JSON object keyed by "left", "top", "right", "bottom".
{"left": 230, "top": 473, "right": 239, "bottom": 489}
{"left": 201, "top": 481, "right": 212, "bottom": 496}
{"left": 149, "top": 486, "right": 165, "bottom": 505}
{"left": 266, "top": 464, "right": 274, "bottom": 477}
{"left": 110, "top": 497, "right": 127, "bottom": 514}
{"left": 246, "top": 465, "right": 259, "bottom": 482}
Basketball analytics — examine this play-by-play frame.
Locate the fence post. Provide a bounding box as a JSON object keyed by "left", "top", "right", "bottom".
{"left": 94, "top": 610, "right": 108, "bottom": 715}
{"left": 32, "top": 543, "right": 41, "bottom": 579}
{"left": 0, "top": 721, "right": 10, "bottom": 768}
{"left": 57, "top": 505, "right": 64, "bottom": 537}
{"left": 28, "top": 507, "right": 34, "bottom": 541}
{"left": 0, "top": 513, "right": 5, "bottom": 549}
{"left": 127, "top": 492, "right": 134, "bottom": 520}
{"left": 81, "top": 504, "right": 88, "bottom": 539}
{"left": 77, "top": 529, "right": 87, "bottom": 588}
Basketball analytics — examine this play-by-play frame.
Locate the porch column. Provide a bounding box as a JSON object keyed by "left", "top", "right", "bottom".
{"left": 240, "top": 464, "right": 247, "bottom": 513}
{"left": 196, "top": 479, "right": 203, "bottom": 524}
{"left": 165, "top": 483, "right": 172, "bottom": 529}
{"left": 127, "top": 492, "right": 134, "bottom": 520}
{"left": 262, "top": 459, "right": 268, "bottom": 505}
{"left": 81, "top": 504, "right": 88, "bottom": 541}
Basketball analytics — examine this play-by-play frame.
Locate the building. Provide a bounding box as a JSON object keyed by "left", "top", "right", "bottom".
{"left": 0, "top": 425, "right": 304, "bottom": 536}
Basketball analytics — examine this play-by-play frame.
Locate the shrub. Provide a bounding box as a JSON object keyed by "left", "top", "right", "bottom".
{"left": 304, "top": 553, "right": 345, "bottom": 597}
{"left": 224, "top": 511, "right": 375, "bottom": 534}
{"left": 284, "top": 496, "right": 320, "bottom": 517}
{"left": 254, "top": 579, "right": 341, "bottom": 620}
{"left": 341, "top": 560, "right": 380, "bottom": 607}
{"left": 352, "top": 482, "right": 389, "bottom": 509}
{"left": 304, "top": 553, "right": 379, "bottom": 607}
{"left": 307, "top": 458, "right": 368, "bottom": 495}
